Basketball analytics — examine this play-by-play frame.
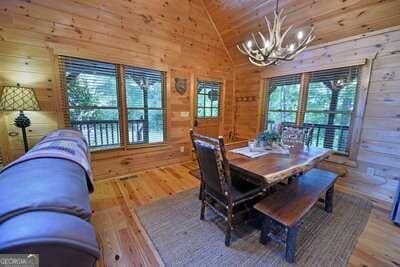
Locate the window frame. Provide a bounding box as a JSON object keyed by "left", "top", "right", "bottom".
{"left": 122, "top": 65, "right": 167, "bottom": 148}
{"left": 196, "top": 79, "right": 222, "bottom": 120}
{"left": 263, "top": 74, "right": 302, "bottom": 130}
{"left": 262, "top": 64, "right": 369, "bottom": 159}
{"left": 58, "top": 56, "right": 167, "bottom": 151}
{"left": 303, "top": 67, "right": 360, "bottom": 154}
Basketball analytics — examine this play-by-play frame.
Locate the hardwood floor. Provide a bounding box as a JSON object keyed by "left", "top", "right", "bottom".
{"left": 91, "top": 161, "right": 400, "bottom": 267}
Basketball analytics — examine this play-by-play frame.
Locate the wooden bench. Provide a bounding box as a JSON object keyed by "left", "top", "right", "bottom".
{"left": 254, "top": 168, "right": 339, "bottom": 263}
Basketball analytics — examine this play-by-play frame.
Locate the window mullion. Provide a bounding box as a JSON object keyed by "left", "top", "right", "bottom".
{"left": 117, "top": 64, "right": 128, "bottom": 149}
{"left": 296, "top": 72, "right": 310, "bottom": 126}
{"left": 143, "top": 84, "right": 149, "bottom": 143}
{"left": 260, "top": 79, "right": 269, "bottom": 132}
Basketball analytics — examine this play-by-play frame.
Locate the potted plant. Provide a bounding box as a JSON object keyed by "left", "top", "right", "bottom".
{"left": 256, "top": 130, "right": 280, "bottom": 148}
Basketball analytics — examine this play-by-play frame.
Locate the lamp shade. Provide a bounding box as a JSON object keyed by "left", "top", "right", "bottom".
{"left": 0, "top": 86, "right": 40, "bottom": 111}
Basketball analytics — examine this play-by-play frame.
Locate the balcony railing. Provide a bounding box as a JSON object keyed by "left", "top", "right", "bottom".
{"left": 71, "top": 119, "right": 145, "bottom": 148}
{"left": 303, "top": 123, "right": 350, "bottom": 154}
{"left": 266, "top": 121, "right": 350, "bottom": 154}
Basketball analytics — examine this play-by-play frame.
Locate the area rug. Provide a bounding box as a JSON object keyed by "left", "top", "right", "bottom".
{"left": 135, "top": 189, "right": 372, "bottom": 266}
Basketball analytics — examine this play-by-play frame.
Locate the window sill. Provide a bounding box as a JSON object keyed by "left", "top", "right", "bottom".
{"left": 90, "top": 146, "right": 123, "bottom": 154}
{"left": 197, "top": 117, "right": 220, "bottom": 121}
{"left": 90, "top": 142, "right": 171, "bottom": 161}
{"left": 89, "top": 142, "right": 169, "bottom": 154}
{"left": 126, "top": 142, "right": 168, "bottom": 150}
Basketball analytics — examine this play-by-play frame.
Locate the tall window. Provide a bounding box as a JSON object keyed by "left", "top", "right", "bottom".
{"left": 265, "top": 66, "right": 359, "bottom": 155}
{"left": 60, "top": 56, "right": 166, "bottom": 150}
{"left": 265, "top": 74, "right": 301, "bottom": 130}
{"left": 125, "top": 66, "right": 165, "bottom": 144}
{"left": 197, "top": 80, "right": 221, "bottom": 118}
{"left": 304, "top": 66, "right": 359, "bottom": 153}
{"left": 61, "top": 56, "right": 120, "bottom": 148}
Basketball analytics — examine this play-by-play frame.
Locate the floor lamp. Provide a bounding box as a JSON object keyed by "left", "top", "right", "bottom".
{"left": 0, "top": 84, "right": 40, "bottom": 152}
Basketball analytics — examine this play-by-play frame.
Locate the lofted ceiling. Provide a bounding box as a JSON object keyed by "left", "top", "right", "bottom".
{"left": 203, "top": 0, "right": 400, "bottom": 66}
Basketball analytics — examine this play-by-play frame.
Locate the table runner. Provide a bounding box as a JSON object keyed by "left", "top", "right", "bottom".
{"left": 230, "top": 146, "right": 289, "bottom": 158}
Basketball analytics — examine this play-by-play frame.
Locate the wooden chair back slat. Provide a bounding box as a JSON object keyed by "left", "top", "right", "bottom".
{"left": 190, "top": 129, "right": 232, "bottom": 198}
{"left": 281, "top": 125, "right": 314, "bottom": 148}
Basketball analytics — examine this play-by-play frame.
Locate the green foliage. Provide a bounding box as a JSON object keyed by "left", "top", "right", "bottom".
{"left": 67, "top": 72, "right": 118, "bottom": 121}
{"left": 197, "top": 86, "right": 219, "bottom": 118}
{"left": 266, "top": 77, "right": 357, "bottom": 153}
{"left": 256, "top": 130, "right": 280, "bottom": 145}
{"left": 268, "top": 84, "right": 300, "bottom": 111}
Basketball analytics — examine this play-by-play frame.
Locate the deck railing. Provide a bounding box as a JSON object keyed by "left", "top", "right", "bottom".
{"left": 303, "top": 123, "right": 350, "bottom": 154}
{"left": 71, "top": 119, "right": 145, "bottom": 148}
{"left": 266, "top": 121, "right": 350, "bottom": 154}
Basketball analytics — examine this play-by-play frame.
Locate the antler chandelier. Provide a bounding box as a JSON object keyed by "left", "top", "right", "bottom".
{"left": 237, "top": 0, "right": 314, "bottom": 67}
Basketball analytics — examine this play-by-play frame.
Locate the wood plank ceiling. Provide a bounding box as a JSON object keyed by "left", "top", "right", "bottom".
{"left": 203, "top": 0, "right": 400, "bottom": 66}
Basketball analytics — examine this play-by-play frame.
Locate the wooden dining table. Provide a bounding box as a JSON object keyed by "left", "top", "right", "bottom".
{"left": 225, "top": 141, "right": 332, "bottom": 186}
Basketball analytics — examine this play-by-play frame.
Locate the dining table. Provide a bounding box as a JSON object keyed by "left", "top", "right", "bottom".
{"left": 225, "top": 141, "right": 332, "bottom": 186}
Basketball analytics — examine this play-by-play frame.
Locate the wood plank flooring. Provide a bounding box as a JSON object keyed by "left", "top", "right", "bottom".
{"left": 91, "top": 161, "right": 400, "bottom": 267}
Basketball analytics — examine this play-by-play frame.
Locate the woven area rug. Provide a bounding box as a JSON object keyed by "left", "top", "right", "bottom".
{"left": 135, "top": 189, "right": 372, "bottom": 266}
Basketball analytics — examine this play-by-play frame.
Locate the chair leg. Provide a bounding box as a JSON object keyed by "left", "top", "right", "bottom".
{"left": 225, "top": 205, "right": 233, "bottom": 246}
{"left": 285, "top": 226, "right": 298, "bottom": 263}
{"left": 198, "top": 181, "right": 204, "bottom": 200}
{"left": 325, "top": 185, "right": 334, "bottom": 213}
{"left": 200, "top": 190, "right": 206, "bottom": 220}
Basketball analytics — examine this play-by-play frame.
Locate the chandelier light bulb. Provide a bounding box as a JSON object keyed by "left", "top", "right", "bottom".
{"left": 297, "top": 31, "right": 304, "bottom": 40}
{"left": 265, "top": 40, "right": 270, "bottom": 48}
{"left": 246, "top": 40, "right": 253, "bottom": 48}
{"left": 288, "top": 44, "right": 295, "bottom": 52}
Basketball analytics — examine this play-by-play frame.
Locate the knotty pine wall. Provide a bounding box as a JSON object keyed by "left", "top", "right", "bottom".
{"left": 1, "top": 0, "right": 399, "bottom": 190}
{"left": 234, "top": 27, "right": 400, "bottom": 187}
{"left": 0, "top": 0, "right": 233, "bottom": 179}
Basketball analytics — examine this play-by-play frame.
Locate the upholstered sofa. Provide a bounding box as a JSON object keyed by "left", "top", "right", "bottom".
{"left": 0, "top": 129, "right": 99, "bottom": 267}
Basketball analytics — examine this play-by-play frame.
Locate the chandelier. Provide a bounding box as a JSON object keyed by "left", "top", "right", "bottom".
{"left": 237, "top": 0, "right": 314, "bottom": 67}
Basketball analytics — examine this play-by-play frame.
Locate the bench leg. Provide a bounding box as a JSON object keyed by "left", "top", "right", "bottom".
{"left": 285, "top": 226, "right": 298, "bottom": 263}
{"left": 325, "top": 185, "right": 334, "bottom": 213}
{"left": 260, "top": 217, "right": 272, "bottom": 245}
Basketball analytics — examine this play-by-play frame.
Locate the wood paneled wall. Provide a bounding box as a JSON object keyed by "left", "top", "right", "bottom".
{"left": 0, "top": 0, "right": 399, "bottom": 185}
{"left": 0, "top": 0, "right": 233, "bottom": 179}
{"left": 0, "top": 39, "right": 57, "bottom": 161}
{"left": 234, "top": 27, "right": 400, "bottom": 182}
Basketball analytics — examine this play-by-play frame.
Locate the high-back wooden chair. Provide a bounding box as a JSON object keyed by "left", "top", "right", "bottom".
{"left": 189, "top": 129, "right": 265, "bottom": 246}
{"left": 281, "top": 125, "right": 314, "bottom": 148}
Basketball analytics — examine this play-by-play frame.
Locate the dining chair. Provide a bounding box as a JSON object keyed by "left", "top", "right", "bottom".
{"left": 189, "top": 129, "right": 205, "bottom": 200}
{"left": 281, "top": 125, "right": 314, "bottom": 149}
{"left": 191, "top": 131, "right": 266, "bottom": 246}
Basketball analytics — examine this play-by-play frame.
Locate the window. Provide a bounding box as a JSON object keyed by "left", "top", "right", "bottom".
{"left": 61, "top": 56, "right": 120, "bottom": 148}
{"left": 304, "top": 66, "right": 359, "bottom": 153}
{"left": 196, "top": 80, "right": 221, "bottom": 118}
{"left": 59, "top": 56, "right": 166, "bottom": 150}
{"left": 265, "top": 74, "right": 301, "bottom": 130}
{"left": 264, "top": 66, "right": 360, "bottom": 155}
{"left": 125, "top": 66, "right": 165, "bottom": 144}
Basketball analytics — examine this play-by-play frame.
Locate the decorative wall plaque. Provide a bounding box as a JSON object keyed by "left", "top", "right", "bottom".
{"left": 175, "top": 78, "right": 187, "bottom": 95}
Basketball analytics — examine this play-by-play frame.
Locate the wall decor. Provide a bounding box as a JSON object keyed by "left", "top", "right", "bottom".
{"left": 175, "top": 78, "right": 187, "bottom": 95}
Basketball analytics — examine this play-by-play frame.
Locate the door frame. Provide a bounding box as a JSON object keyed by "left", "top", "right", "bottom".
{"left": 192, "top": 74, "right": 225, "bottom": 137}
